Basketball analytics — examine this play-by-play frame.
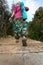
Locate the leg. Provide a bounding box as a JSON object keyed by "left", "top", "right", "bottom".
{"left": 22, "top": 36, "right": 27, "bottom": 46}
{"left": 22, "top": 30, "right": 27, "bottom": 46}
{"left": 13, "top": 20, "right": 20, "bottom": 42}
{"left": 14, "top": 33, "right": 19, "bottom": 43}
{"left": 21, "top": 21, "right": 28, "bottom": 46}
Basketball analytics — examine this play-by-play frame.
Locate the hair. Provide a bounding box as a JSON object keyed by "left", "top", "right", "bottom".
{"left": 16, "top": 1, "right": 20, "bottom": 4}
{"left": 14, "top": 0, "right": 21, "bottom": 4}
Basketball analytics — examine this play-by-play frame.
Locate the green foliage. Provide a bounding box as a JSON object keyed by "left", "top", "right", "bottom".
{"left": 7, "top": 22, "right": 14, "bottom": 36}
{"left": 28, "top": 7, "right": 43, "bottom": 41}
{"left": 0, "top": 0, "right": 11, "bottom": 37}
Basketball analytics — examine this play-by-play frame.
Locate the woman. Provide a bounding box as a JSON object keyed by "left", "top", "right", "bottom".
{"left": 9, "top": 1, "right": 29, "bottom": 46}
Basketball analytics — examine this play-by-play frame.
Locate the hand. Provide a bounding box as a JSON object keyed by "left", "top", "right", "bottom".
{"left": 9, "top": 17, "right": 11, "bottom": 21}
{"left": 9, "top": 17, "right": 12, "bottom": 22}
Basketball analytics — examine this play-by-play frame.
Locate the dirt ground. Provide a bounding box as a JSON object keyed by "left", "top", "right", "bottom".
{"left": 0, "top": 36, "right": 43, "bottom": 53}
{"left": 0, "top": 37, "right": 43, "bottom": 65}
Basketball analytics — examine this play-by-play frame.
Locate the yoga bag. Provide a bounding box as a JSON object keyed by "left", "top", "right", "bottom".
{"left": 20, "top": 2, "right": 27, "bottom": 20}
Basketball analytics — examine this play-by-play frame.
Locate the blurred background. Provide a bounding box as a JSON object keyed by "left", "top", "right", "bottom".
{"left": 0, "top": 0, "right": 43, "bottom": 41}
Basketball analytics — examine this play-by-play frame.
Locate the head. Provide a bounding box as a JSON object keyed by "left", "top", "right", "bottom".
{"left": 16, "top": 1, "right": 20, "bottom": 5}
{"left": 14, "top": 0, "right": 21, "bottom": 5}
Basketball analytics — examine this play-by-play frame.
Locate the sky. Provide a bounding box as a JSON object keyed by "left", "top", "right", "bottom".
{"left": 7, "top": 0, "right": 43, "bottom": 22}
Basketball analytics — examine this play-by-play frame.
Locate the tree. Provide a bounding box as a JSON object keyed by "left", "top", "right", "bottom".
{"left": 28, "top": 7, "right": 43, "bottom": 41}
{"left": 6, "top": 3, "right": 15, "bottom": 36}
{"left": 0, "top": 0, "right": 10, "bottom": 37}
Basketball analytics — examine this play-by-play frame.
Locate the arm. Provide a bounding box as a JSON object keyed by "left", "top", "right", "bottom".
{"left": 10, "top": 11, "right": 14, "bottom": 18}
{"left": 9, "top": 11, "right": 14, "bottom": 21}
{"left": 9, "top": 5, "right": 16, "bottom": 19}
